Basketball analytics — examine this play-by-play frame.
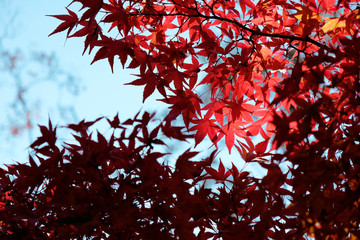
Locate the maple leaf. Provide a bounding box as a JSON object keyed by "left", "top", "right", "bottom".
{"left": 70, "top": 20, "right": 103, "bottom": 55}
{"left": 107, "top": 114, "right": 122, "bottom": 129}
{"left": 102, "top": 2, "right": 130, "bottom": 34}
{"left": 67, "top": 117, "right": 103, "bottom": 139}
{"left": 255, "top": 138, "right": 270, "bottom": 155}
{"left": 69, "top": 0, "right": 103, "bottom": 21}
{"left": 160, "top": 122, "right": 193, "bottom": 141}
{"left": 240, "top": 0, "right": 257, "bottom": 17}
{"left": 205, "top": 160, "right": 231, "bottom": 182}
{"left": 271, "top": 111, "right": 290, "bottom": 148}
{"left": 91, "top": 36, "right": 133, "bottom": 72}
{"left": 234, "top": 138, "right": 258, "bottom": 162}
{"left": 322, "top": 17, "right": 346, "bottom": 33}
{"left": 175, "top": 149, "right": 201, "bottom": 179}
{"left": 48, "top": 8, "right": 78, "bottom": 37}
{"left": 221, "top": 120, "right": 247, "bottom": 153}
{"left": 127, "top": 69, "right": 168, "bottom": 102}
{"left": 189, "top": 117, "right": 220, "bottom": 146}
{"left": 30, "top": 119, "right": 57, "bottom": 149}
{"left": 318, "top": 0, "right": 337, "bottom": 10}
{"left": 160, "top": 89, "right": 202, "bottom": 128}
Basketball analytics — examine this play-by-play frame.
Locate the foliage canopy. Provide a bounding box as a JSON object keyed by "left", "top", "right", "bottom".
{"left": 1, "top": 0, "right": 360, "bottom": 239}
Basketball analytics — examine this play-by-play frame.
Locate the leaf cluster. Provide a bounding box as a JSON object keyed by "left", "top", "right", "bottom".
{"left": 1, "top": 0, "right": 360, "bottom": 238}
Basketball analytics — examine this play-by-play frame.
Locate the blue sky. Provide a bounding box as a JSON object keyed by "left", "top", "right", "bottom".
{"left": 1, "top": 0, "right": 167, "bottom": 164}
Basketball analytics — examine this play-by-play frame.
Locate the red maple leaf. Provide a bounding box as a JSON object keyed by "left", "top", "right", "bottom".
{"left": 48, "top": 8, "right": 78, "bottom": 37}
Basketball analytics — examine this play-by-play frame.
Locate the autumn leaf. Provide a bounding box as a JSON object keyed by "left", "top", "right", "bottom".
{"left": 322, "top": 17, "right": 346, "bottom": 33}
{"left": 190, "top": 117, "right": 220, "bottom": 146}
{"left": 48, "top": 8, "right": 78, "bottom": 37}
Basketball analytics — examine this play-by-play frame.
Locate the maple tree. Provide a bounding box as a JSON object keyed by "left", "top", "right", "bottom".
{"left": 1, "top": 0, "right": 360, "bottom": 239}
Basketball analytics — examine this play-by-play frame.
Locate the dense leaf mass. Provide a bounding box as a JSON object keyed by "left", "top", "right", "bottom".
{"left": 1, "top": 0, "right": 360, "bottom": 239}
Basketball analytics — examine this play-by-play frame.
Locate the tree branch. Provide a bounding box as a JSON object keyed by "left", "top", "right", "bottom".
{"left": 128, "top": 10, "right": 326, "bottom": 48}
